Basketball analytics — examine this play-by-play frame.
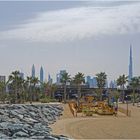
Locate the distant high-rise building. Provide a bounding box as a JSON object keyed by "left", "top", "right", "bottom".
{"left": 105, "top": 80, "right": 108, "bottom": 88}
{"left": 113, "top": 80, "right": 117, "bottom": 88}
{"left": 32, "top": 64, "right": 35, "bottom": 78}
{"left": 48, "top": 74, "right": 51, "bottom": 82}
{"left": 20, "top": 72, "right": 24, "bottom": 79}
{"left": 109, "top": 81, "right": 114, "bottom": 89}
{"left": 86, "top": 76, "right": 93, "bottom": 88}
{"left": 56, "top": 74, "right": 60, "bottom": 84}
{"left": 48, "top": 74, "right": 53, "bottom": 84}
{"left": 0, "top": 76, "right": 6, "bottom": 83}
{"left": 40, "top": 66, "right": 44, "bottom": 83}
{"left": 56, "top": 70, "right": 66, "bottom": 84}
{"left": 93, "top": 77, "right": 97, "bottom": 88}
{"left": 129, "top": 45, "right": 133, "bottom": 82}
{"left": 109, "top": 80, "right": 117, "bottom": 89}
{"left": 86, "top": 76, "right": 97, "bottom": 88}
{"left": 86, "top": 76, "right": 91, "bottom": 84}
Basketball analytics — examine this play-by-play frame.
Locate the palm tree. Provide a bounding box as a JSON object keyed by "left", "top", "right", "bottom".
{"left": 96, "top": 72, "right": 107, "bottom": 100}
{"left": 41, "top": 82, "right": 51, "bottom": 98}
{"left": 31, "top": 77, "right": 39, "bottom": 102}
{"left": 26, "top": 76, "right": 33, "bottom": 102}
{"left": 0, "top": 81, "right": 6, "bottom": 94}
{"left": 22, "top": 79, "right": 29, "bottom": 102}
{"left": 117, "top": 74, "right": 128, "bottom": 103}
{"left": 17, "top": 78, "right": 26, "bottom": 103}
{"left": 73, "top": 72, "right": 85, "bottom": 106}
{"left": 40, "top": 82, "right": 47, "bottom": 98}
{"left": 8, "top": 71, "right": 21, "bottom": 103}
{"left": 129, "top": 77, "right": 140, "bottom": 106}
{"left": 50, "top": 84, "right": 57, "bottom": 99}
{"left": 0, "top": 81, "right": 7, "bottom": 103}
{"left": 60, "top": 72, "right": 71, "bottom": 103}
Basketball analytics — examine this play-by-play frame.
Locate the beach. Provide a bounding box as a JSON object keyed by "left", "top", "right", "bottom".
{"left": 51, "top": 103, "right": 140, "bottom": 139}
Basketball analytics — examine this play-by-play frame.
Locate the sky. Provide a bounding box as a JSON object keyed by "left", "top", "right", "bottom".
{"left": 0, "top": 1, "right": 140, "bottom": 82}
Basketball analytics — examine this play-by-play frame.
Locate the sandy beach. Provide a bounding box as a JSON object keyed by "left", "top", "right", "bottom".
{"left": 51, "top": 103, "right": 140, "bottom": 139}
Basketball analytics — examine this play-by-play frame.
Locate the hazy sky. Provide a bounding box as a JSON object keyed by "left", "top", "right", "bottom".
{"left": 0, "top": 1, "right": 140, "bottom": 82}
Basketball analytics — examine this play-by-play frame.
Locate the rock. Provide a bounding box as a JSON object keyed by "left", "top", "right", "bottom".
{"left": 44, "top": 135, "right": 58, "bottom": 140}
{"left": 52, "top": 135, "right": 69, "bottom": 140}
{"left": 30, "top": 135, "right": 46, "bottom": 139}
{"left": 0, "top": 122, "right": 11, "bottom": 128}
{"left": 7, "top": 123, "right": 24, "bottom": 133}
{"left": 0, "top": 104, "right": 68, "bottom": 139}
{"left": 13, "top": 131, "right": 29, "bottom": 138}
{"left": 0, "top": 132, "right": 10, "bottom": 139}
{"left": 24, "top": 117, "right": 39, "bottom": 123}
{"left": 0, "top": 115, "right": 9, "bottom": 123}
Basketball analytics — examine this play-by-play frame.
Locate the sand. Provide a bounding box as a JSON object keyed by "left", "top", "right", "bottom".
{"left": 51, "top": 103, "right": 140, "bottom": 139}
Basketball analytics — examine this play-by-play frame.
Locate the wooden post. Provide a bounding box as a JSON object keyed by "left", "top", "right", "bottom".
{"left": 127, "top": 101, "right": 128, "bottom": 116}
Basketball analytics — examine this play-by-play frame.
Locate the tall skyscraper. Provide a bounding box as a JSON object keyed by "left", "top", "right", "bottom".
{"left": 48, "top": 74, "right": 52, "bottom": 84}
{"left": 93, "top": 77, "right": 97, "bottom": 88}
{"left": 32, "top": 64, "right": 35, "bottom": 78}
{"left": 48, "top": 73, "right": 51, "bottom": 82}
{"left": 86, "top": 76, "right": 93, "bottom": 88}
{"left": 40, "top": 66, "right": 44, "bottom": 83}
{"left": 0, "top": 76, "right": 6, "bottom": 83}
{"left": 109, "top": 80, "right": 117, "bottom": 89}
{"left": 20, "top": 72, "right": 24, "bottom": 79}
{"left": 129, "top": 45, "right": 133, "bottom": 82}
{"left": 56, "top": 70, "right": 66, "bottom": 84}
{"left": 86, "top": 76, "right": 97, "bottom": 88}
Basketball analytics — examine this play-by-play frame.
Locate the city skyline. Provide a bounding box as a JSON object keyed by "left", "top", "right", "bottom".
{"left": 0, "top": 1, "right": 140, "bottom": 81}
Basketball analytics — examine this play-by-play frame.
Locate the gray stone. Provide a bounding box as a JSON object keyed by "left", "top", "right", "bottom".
{"left": 7, "top": 123, "right": 25, "bottom": 133}
{"left": 0, "top": 104, "right": 68, "bottom": 139}
{"left": 44, "top": 135, "right": 58, "bottom": 140}
{"left": 0, "top": 122, "right": 10, "bottom": 128}
{"left": 30, "top": 135, "right": 45, "bottom": 139}
{"left": 13, "top": 131, "right": 29, "bottom": 138}
{"left": 0, "top": 132, "right": 10, "bottom": 139}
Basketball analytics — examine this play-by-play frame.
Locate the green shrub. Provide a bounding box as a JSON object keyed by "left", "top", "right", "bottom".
{"left": 40, "top": 97, "right": 57, "bottom": 103}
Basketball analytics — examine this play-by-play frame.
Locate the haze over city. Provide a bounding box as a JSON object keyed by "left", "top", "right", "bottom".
{"left": 0, "top": 1, "right": 140, "bottom": 82}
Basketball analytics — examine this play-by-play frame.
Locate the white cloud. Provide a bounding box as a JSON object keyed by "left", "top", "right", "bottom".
{"left": 1, "top": 2, "right": 140, "bottom": 43}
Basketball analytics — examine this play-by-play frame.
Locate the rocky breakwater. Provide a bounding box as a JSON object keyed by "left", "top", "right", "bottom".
{"left": 0, "top": 104, "right": 68, "bottom": 139}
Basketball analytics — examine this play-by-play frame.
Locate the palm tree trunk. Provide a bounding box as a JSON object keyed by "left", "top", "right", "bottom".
{"left": 30, "top": 86, "right": 32, "bottom": 104}
{"left": 77, "top": 84, "right": 81, "bottom": 108}
{"left": 15, "top": 82, "right": 17, "bottom": 103}
{"left": 100, "top": 88, "right": 102, "bottom": 101}
{"left": 133, "top": 89, "right": 135, "bottom": 106}
{"left": 52, "top": 92, "right": 54, "bottom": 98}
{"left": 64, "top": 84, "right": 67, "bottom": 103}
{"left": 122, "top": 85, "right": 125, "bottom": 103}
